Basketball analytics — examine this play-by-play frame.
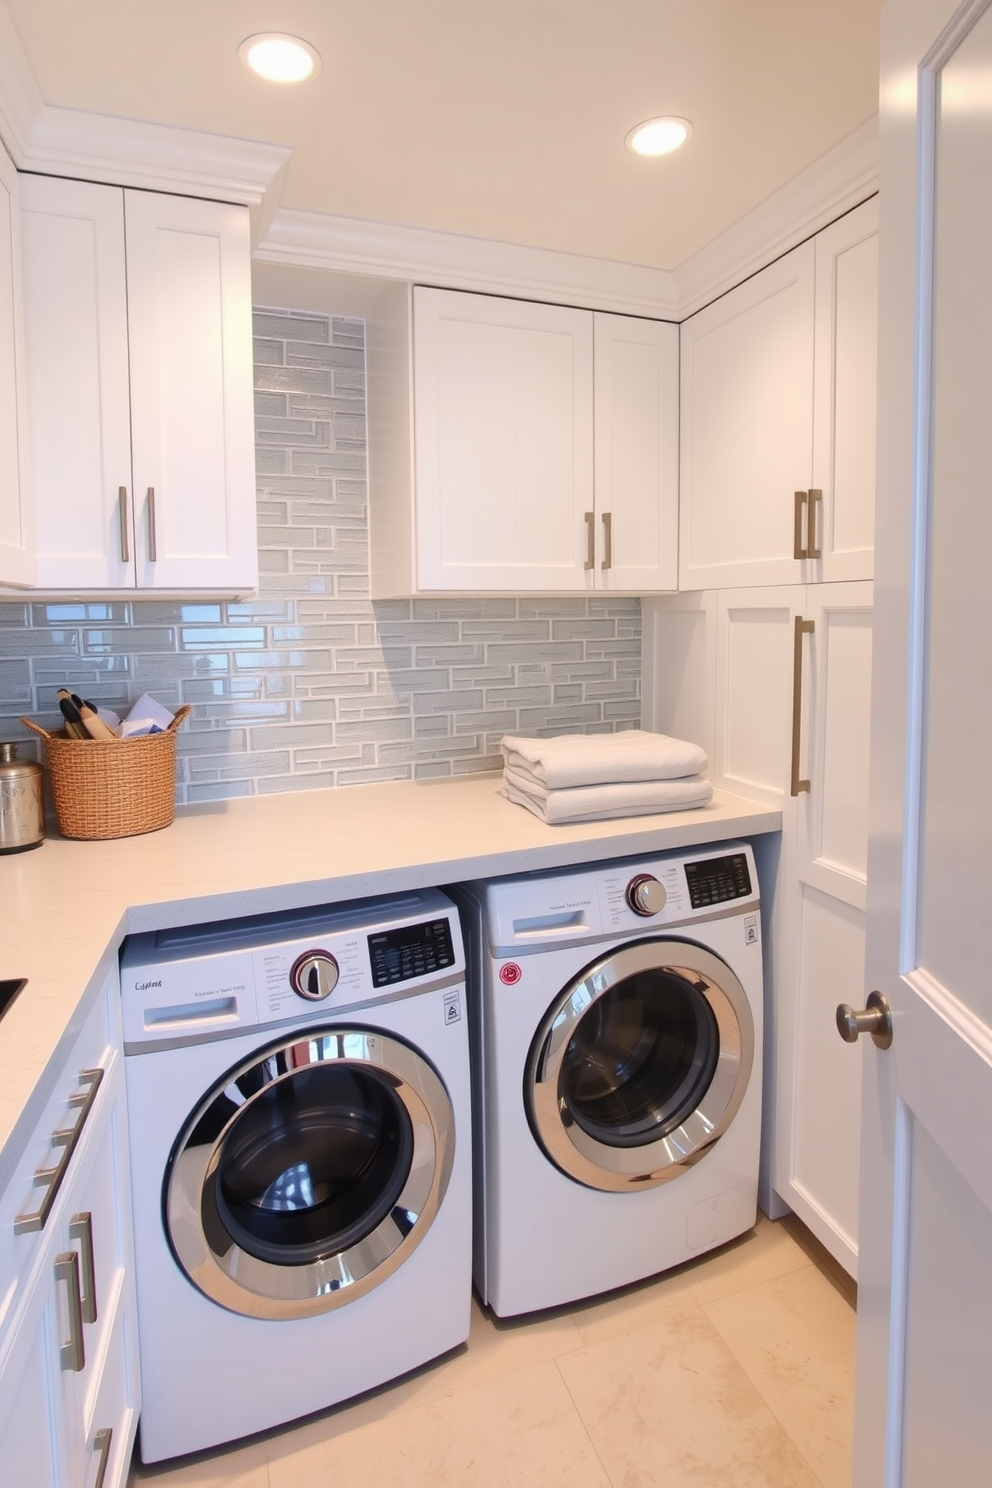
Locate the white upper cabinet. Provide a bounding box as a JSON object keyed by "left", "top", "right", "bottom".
{"left": 811, "top": 201, "right": 879, "bottom": 581}
{"left": 413, "top": 288, "right": 594, "bottom": 592}
{"left": 679, "top": 198, "right": 878, "bottom": 590}
{"left": 20, "top": 176, "right": 257, "bottom": 594}
{"left": 593, "top": 313, "right": 679, "bottom": 592}
{"left": 367, "top": 285, "right": 678, "bottom": 596}
{"left": 0, "top": 142, "right": 32, "bottom": 586}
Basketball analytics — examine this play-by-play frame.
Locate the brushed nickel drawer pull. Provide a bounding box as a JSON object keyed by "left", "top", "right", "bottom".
{"left": 55, "top": 1250, "right": 85, "bottom": 1372}
{"left": 93, "top": 1427, "right": 114, "bottom": 1488}
{"left": 584, "top": 511, "right": 595, "bottom": 571}
{"left": 15, "top": 1068, "right": 104, "bottom": 1234}
{"left": 69, "top": 1211, "right": 98, "bottom": 1325}
{"left": 147, "top": 487, "right": 158, "bottom": 562}
{"left": 790, "top": 615, "right": 815, "bottom": 796}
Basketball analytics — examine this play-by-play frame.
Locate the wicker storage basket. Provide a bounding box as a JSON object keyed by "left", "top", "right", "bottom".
{"left": 21, "top": 706, "right": 190, "bottom": 841}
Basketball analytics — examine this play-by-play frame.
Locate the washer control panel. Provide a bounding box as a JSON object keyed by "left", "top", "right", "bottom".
{"left": 684, "top": 852, "right": 753, "bottom": 910}
{"left": 119, "top": 888, "right": 464, "bottom": 1046}
{"left": 369, "top": 917, "right": 455, "bottom": 988}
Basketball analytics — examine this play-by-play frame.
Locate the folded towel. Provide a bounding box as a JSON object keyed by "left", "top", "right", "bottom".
{"left": 501, "top": 729, "right": 708, "bottom": 790}
{"left": 501, "top": 768, "right": 714, "bottom": 825}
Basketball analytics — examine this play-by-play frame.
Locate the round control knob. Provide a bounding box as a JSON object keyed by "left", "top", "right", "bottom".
{"left": 626, "top": 874, "right": 667, "bottom": 917}
{"left": 290, "top": 950, "right": 339, "bottom": 1001}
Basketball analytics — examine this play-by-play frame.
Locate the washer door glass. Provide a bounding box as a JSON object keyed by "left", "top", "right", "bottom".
{"left": 526, "top": 940, "right": 754, "bottom": 1192}
{"left": 166, "top": 1028, "right": 455, "bottom": 1319}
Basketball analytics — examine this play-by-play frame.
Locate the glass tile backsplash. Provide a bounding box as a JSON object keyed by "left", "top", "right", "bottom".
{"left": 0, "top": 310, "right": 641, "bottom": 802}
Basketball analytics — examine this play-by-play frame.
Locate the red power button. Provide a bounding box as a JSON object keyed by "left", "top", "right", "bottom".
{"left": 499, "top": 962, "right": 522, "bottom": 985}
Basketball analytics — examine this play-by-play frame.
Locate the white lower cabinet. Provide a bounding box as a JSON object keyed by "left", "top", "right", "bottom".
{"left": 643, "top": 580, "right": 873, "bottom": 1276}
{"left": 0, "top": 974, "right": 138, "bottom": 1488}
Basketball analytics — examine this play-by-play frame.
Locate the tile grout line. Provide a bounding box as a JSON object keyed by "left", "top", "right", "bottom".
{"left": 695, "top": 1291, "right": 834, "bottom": 1488}
{"left": 551, "top": 1354, "right": 620, "bottom": 1488}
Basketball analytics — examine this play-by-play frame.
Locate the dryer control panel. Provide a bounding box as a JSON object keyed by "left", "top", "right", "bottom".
{"left": 472, "top": 841, "right": 760, "bottom": 954}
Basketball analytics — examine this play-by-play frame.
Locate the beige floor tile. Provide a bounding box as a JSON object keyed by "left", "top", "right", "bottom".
{"left": 266, "top": 1359, "right": 611, "bottom": 1488}
{"left": 681, "top": 1214, "right": 814, "bottom": 1307}
{"left": 567, "top": 1266, "right": 694, "bottom": 1348}
{"left": 701, "top": 1265, "right": 856, "bottom": 1488}
{"left": 557, "top": 1300, "right": 822, "bottom": 1488}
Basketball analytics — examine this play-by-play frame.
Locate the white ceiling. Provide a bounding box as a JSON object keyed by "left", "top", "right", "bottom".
{"left": 4, "top": 0, "right": 883, "bottom": 272}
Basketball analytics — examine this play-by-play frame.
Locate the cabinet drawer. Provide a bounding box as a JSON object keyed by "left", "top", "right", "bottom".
{"left": 64, "top": 1283, "right": 137, "bottom": 1488}
{"left": 0, "top": 982, "right": 114, "bottom": 1346}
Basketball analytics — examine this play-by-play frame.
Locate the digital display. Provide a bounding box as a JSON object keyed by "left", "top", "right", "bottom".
{"left": 684, "top": 853, "right": 753, "bottom": 910}
{"left": 368, "top": 918, "right": 455, "bottom": 987}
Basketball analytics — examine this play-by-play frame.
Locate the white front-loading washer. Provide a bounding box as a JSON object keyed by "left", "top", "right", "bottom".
{"left": 451, "top": 842, "right": 763, "bottom": 1318}
{"left": 120, "top": 888, "right": 471, "bottom": 1463}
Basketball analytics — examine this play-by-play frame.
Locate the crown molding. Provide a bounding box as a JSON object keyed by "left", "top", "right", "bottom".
{"left": 672, "top": 116, "right": 880, "bottom": 318}
{"left": 254, "top": 209, "right": 681, "bottom": 319}
{"left": 0, "top": 1, "right": 290, "bottom": 240}
{"left": 20, "top": 108, "right": 292, "bottom": 240}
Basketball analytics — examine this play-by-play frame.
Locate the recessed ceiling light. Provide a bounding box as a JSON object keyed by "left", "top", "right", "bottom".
{"left": 238, "top": 33, "right": 322, "bottom": 84}
{"left": 625, "top": 117, "right": 692, "bottom": 157}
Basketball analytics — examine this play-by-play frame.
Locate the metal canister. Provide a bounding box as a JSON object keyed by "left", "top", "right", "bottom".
{"left": 0, "top": 741, "right": 45, "bottom": 853}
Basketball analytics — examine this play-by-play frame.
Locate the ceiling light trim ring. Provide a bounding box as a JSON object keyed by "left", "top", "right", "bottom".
{"left": 238, "top": 33, "right": 322, "bottom": 85}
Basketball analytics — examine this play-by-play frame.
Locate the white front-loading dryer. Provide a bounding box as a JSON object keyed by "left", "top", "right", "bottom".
{"left": 120, "top": 889, "right": 471, "bottom": 1463}
{"left": 451, "top": 842, "right": 763, "bottom": 1317}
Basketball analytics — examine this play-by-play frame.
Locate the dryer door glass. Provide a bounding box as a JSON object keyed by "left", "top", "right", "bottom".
{"left": 527, "top": 940, "right": 754, "bottom": 1192}
{"left": 165, "top": 1029, "right": 455, "bottom": 1319}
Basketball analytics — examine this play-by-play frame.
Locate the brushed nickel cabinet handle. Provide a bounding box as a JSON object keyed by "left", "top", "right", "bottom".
{"left": 601, "top": 512, "right": 613, "bottom": 571}
{"left": 15, "top": 1068, "right": 104, "bottom": 1234}
{"left": 793, "top": 490, "right": 808, "bottom": 560}
{"left": 807, "top": 488, "right": 822, "bottom": 560}
{"left": 93, "top": 1428, "right": 114, "bottom": 1488}
{"left": 117, "top": 487, "right": 130, "bottom": 563}
{"left": 147, "top": 487, "right": 158, "bottom": 562}
{"left": 790, "top": 615, "right": 815, "bottom": 797}
{"left": 584, "top": 511, "right": 595, "bottom": 571}
{"left": 69, "top": 1212, "right": 98, "bottom": 1325}
{"left": 55, "top": 1250, "right": 85, "bottom": 1372}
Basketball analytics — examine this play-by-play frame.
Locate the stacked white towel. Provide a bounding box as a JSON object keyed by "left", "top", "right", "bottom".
{"left": 500, "top": 730, "right": 713, "bottom": 825}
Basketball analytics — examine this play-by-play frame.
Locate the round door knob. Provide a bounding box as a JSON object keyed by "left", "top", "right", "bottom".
{"left": 626, "top": 874, "right": 667, "bottom": 917}
{"left": 836, "top": 989, "right": 892, "bottom": 1049}
{"left": 290, "top": 950, "right": 339, "bottom": 1001}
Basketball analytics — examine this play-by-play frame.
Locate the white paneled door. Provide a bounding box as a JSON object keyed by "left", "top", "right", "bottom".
{"left": 855, "top": 0, "right": 992, "bottom": 1483}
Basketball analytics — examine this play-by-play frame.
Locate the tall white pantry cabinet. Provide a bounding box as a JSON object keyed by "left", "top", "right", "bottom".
{"left": 646, "top": 197, "right": 879, "bottom": 1276}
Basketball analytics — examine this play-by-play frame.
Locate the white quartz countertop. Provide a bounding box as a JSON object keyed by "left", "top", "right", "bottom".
{"left": 0, "top": 773, "right": 780, "bottom": 1187}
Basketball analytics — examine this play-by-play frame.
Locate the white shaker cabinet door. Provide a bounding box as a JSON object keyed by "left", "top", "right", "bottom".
{"left": 0, "top": 144, "right": 33, "bottom": 586}
{"left": 812, "top": 200, "right": 878, "bottom": 582}
{"left": 125, "top": 191, "right": 257, "bottom": 592}
{"left": 679, "top": 246, "right": 815, "bottom": 591}
{"left": 712, "top": 587, "right": 805, "bottom": 806}
{"left": 593, "top": 313, "right": 678, "bottom": 592}
{"left": 413, "top": 287, "right": 594, "bottom": 591}
{"left": 783, "top": 581, "right": 873, "bottom": 1275}
{"left": 21, "top": 176, "right": 133, "bottom": 589}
